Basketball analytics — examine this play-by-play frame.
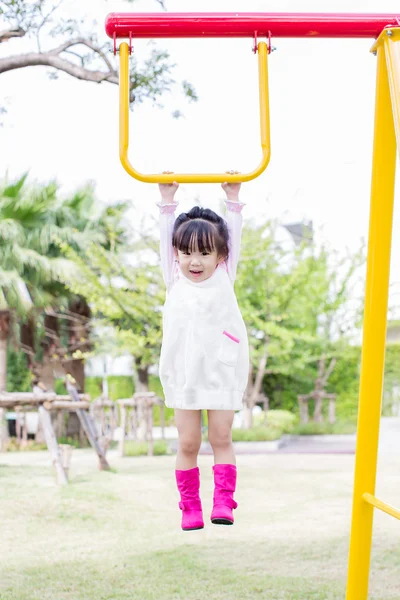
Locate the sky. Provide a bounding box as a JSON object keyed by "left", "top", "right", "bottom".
{"left": 1, "top": 0, "right": 400, "bottom": 316}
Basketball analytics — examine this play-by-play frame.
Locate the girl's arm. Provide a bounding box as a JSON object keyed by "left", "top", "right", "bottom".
{"left": 157, "top": 181, "right": 179, "bottom": 291}
{"left": 222, "top": 182, "right": 245, "bottom": 283}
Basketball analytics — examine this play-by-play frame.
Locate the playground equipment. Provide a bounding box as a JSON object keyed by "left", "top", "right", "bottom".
{"left": 0, "top": 385, "right": 110, "bottom": 483}
{"left": 90, "top": 395, "right": 119, "bottom": 450}
{"left": 105, "top": 12, "right": 400, "bottom": 599}
{"left": 118, "top": 392, "right": 165, "bottom": 457}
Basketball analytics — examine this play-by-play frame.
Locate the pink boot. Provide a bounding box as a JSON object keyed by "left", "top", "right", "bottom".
{"left": 175, "top": 467, "right": 204, "bottom": 531}
{"left": 210, "top": 464, "right": 238, "bottom": 525}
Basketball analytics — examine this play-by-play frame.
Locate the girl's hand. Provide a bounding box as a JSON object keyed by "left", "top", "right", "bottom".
{"left": 222, "top": 174, "right": 241, "bottom": 201}
{"left": 158, "top": 172, "right": 179, "bottom": 203}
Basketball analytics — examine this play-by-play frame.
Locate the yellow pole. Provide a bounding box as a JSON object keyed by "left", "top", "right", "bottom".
{"left": 384, "top": 29, "right": 400, "bottom": 156}
{"left": 345, "top": 42, "right": 397, "bottom": 599}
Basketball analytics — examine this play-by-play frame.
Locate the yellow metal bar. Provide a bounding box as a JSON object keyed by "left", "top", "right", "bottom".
{"left": 119, "top": 42, "right": 271, "bottom": 183}
{"left": 363, "top": 493, "right": 400, "bottom": 521}
{"left": 345, "top": 43, "right": 397, "bottom": 600}
{"left": 383, "top": 29, "right": 400, "bottom": 158}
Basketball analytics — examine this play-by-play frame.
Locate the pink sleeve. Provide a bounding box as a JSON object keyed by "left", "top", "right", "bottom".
{"left": 157, "top": 202, "right": 179, "bottom": 291}
{"left": 225, "top": 200, "right": 245, "bottom": 283}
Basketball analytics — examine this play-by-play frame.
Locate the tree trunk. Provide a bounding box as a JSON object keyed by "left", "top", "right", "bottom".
{"left": 136, "top": 363, "right": 150, "bottom": 392}
{"left": 312, "top": 358, "right": 337, "bottom": 423}
{"left": 40, "top": 355, "right": 56, "bottom": 392}
{"left": 21, "top": 316, "right": 57, "bottom": 390}
{"left": 64, "top": 298, "right": 91, "bottom": 440}
{"left": 37, "top": 313, "right": 61, "bottom": 392}
{"left": 298, "top": 396, "right": 310, "bottom": 424}
{"left": 244, "top": 350, "right": 268, "bottom": 429}
{"left": 67, "top": 297, "right": 91, "bottom": 392}
{"left": 250, "top": 352, "right": 268, "bottom": 406}
{"left": 69, "top": 360, "right": 85, "bottom": 392}
{"left": 313, "top": 393, "right": 324, "bottom": 423}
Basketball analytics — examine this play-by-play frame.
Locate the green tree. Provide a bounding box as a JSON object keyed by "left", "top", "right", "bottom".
{"left": 0, "top": 0, "right": 197, "bottom": 112}
{"left": 41, "top": 188, "right": 131, "bottom": 391}
{"left": 60, "top": 234, "right": 164, "bottom": 393}
{"left": 0, "top": 173, "right": 81, "bottom": 391}
{"left": 0, "top": 173, "right": 127, "bottom": 393}
{"left": 236, "top": 218, "right": 364, "bottom": 427}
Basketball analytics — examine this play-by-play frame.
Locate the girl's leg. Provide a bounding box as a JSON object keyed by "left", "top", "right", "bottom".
{"left": 174, "top": 409, "right": 204, "bottom": 530}
{"left": 207, "top": 410, "right": 238, "bottom": 525}
{"left": 175, "top": 409, "right": 202, "bottom": 470}
{"left": 207, "top": 410, "right": 235, "bottom": 465}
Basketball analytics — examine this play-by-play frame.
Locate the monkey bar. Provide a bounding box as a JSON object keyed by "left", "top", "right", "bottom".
{"left": 117, "top": 38, "right": 269, "bottom": 184}
{"left": 104, "top": 15, "right": 400, "bottom": 596}
{"left": 106, "top": 12, "right": 400, "bottom": 185}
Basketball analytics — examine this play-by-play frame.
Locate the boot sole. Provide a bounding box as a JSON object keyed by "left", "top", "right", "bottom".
{"left": 211, "top": 518, "right": 233, "bottom": 525}
{"left": 182, "top": 525, "right": 204, "bottom": 531}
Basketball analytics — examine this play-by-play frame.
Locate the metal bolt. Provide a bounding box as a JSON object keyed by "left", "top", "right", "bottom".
{"left": 271, "top": 46, "right": 277, "bottom": 52}
{"left": 386, "top": 29, "right": 393, "bottom": 36}
{"left": 372, "top": 50, "right": 377, "bottom": 56}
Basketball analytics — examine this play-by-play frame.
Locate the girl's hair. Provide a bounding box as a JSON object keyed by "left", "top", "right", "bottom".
{"left": 172, "top": 206, "right": 229, "bottom": 258}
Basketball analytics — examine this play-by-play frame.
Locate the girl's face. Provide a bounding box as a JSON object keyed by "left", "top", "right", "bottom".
{"left": 175, "top": 247, "right": 225, "bottom": 283}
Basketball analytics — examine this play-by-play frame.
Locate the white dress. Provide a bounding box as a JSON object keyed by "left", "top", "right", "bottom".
{"left": 158, "top": 200, "right": 249, "bottom": 411}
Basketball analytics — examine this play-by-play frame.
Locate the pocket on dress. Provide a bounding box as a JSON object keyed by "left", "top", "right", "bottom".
{"left": 217, "top": 331, "right": 240, "bottom": 366}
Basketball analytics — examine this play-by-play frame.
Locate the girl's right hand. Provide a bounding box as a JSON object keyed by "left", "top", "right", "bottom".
{"left": 159, "top": 172, "right": 179, "bottom": 202}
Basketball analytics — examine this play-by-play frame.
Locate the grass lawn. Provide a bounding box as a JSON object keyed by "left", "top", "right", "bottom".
{"left": 0, "top": 449, "right": 399, "bottom": 600}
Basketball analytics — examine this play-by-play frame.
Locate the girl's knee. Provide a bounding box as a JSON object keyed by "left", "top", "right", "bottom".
{"left": 208, "top": 428, "right": 232, "bottom": 449}
{"left": 179, "top": 436, "right": 201, "bottom": 456}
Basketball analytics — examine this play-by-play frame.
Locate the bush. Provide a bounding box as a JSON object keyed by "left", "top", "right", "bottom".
{"left": 58, "top": 436, "right": 88, "bottom": 449}
{"left": 254, "top": 409, "right": 298, "bottom": 433}
{"left": 291, "top": 419, "right": 357, "bottom": 435}
{"left": 123, "top": 440, "right": 170, "bottom": 456}
{"left": 6, "top": 348, "right": 31, "bottom": 392}
{"left": 232, "top": 425, "right": 282, "bottom": 442}
{"left": 54, "top": 378, "right": 67, "bottom": 395}
{"left": 5, "top": 439, "right": 47, "bottom": 452}
{"left": 55, "top": 376, "right": 135, "bottom": 401}
{"left": 335, "top": 386, "right": 360, "bottom": 420}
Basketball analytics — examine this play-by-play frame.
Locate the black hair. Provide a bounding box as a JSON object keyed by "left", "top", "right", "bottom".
{"left": 172, "top": 206, "right": 229, "bottom": 258}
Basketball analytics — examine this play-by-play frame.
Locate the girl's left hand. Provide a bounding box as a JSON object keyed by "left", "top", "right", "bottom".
{"left": 222, "top": 175, "right": 241, "bottom": 201}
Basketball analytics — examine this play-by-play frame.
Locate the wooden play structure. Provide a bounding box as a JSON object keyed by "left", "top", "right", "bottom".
{"left": 118, "top": 392, "right": 165, "bottom": 457}
{"left": 90, "top": 395, "right": 119, "bottom": 451}
{"left": 0, "top": 381, "right": 110, "bottom": 484}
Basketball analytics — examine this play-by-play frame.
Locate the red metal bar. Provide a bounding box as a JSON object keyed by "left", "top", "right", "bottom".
{"left": 105, "top": 12, "right": 400, "bottom": 40}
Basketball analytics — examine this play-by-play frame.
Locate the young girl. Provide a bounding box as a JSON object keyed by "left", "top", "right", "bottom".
{"left": 157, "top": 179, "right": 249, "bottom": 531}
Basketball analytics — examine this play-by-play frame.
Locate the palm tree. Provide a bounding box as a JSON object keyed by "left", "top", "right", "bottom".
{"left": 0, "top": 173, "right": 130, "bottom": 392}
{"left": 57, "top": 191, "right": 130, "bottom": 390}
{"left": 0, "top": 174, "right": 88, "bottom": 390}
